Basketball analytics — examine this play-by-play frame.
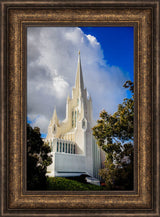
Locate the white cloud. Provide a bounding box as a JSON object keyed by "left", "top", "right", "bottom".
{"left": 27, "top": 27, "right": 129, "bottom": 134}
{"left": 86, "top": 34, "right": 100, "bottom": 46}
{"left": 53, "top": 76, "right": 69, "bottom": 98}
{"left": 28, "top": 114, "right": 49, "bottom": 134}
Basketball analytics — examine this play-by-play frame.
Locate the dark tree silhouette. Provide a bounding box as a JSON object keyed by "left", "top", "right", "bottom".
{"left": 27, "top": 124, "right": 52, "bottom": 190}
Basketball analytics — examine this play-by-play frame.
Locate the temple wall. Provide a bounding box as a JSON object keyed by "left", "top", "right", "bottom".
{"left": 47, "top": 152, "right": 86, "bottom": 177}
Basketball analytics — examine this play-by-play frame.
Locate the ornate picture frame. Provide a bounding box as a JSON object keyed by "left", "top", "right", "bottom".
{"left": 0, "top": 0, "right": 159, "bottom": 216}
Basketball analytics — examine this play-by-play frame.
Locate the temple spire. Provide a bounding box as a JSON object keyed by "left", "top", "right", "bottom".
{"left": 67, "top": 94, "right": 70, "bottom": 101}
{"left": 75, "top": 51, "right": 84, "bottom": 92}
{"left": 51, "top": 107, "right": 59, "bottom": 125}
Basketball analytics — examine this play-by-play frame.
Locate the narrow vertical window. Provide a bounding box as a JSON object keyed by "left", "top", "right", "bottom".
{"left": 60, "top": 142, "right": 61, "bottom": 152}
{"left": 51, "top": 141, "right": 53, "bottom": 151}
{"left": 68, "top": 143, "right": 70, "bottom": 153}
{"left": 57, "top": 142, "right": 59, "bottom": 152}
{"left": 63, "top": 143, "right": 64, "bottom": 152}
{"left": 71, "top": 144, "right": 72, "bottom": 154}
{"left": 65, "top": 143, "right": 67, "bottom": 153}
{"left": 72, "top": 111, "right": 74, "bottom": 127}
{"left": 82, "top": 118, "right": 86, "bottom": 129}
{"left": 75, "top": 110, "right": 77, "bottom": 126}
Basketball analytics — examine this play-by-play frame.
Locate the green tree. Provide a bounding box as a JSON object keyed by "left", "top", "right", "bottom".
{"left": 27, "top": 124, "right": 52, "bottom": 190}
{"left": 92, "top": 81, "right": 134, "bottom": 190}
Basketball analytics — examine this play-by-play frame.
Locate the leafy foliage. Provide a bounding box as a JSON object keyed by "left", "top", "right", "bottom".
{"left": 92, "top": 80, "right": 134, "bottom": 190}
{"left": 27, "top": 124, "right": 52, "bottom": 190}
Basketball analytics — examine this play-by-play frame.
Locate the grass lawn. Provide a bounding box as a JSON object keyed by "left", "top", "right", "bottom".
{"left": 46, "top": 177, "right": 105, "bottom": 191}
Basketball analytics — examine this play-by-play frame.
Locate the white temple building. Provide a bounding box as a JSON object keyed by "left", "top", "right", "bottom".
{"left": 45, "top": 52, "right": 104, "bottom": 180}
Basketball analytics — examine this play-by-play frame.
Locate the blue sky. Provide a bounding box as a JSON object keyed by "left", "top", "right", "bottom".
{"left": 27, "top": 27, "right": 134, "bottom": 138}
{"left": 81, "top": 27, "right": 134, "bottom": 98}
{"left": 81, "top": 27, "right": 134, "bottom": 80}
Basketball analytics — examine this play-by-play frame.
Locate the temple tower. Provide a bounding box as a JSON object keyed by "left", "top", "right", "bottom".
{"left": 45, "top": 52, "right": 101, "bottom": 179}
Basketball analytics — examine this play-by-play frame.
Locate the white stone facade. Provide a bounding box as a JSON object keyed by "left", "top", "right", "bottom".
{"left": 45, "top": 52, "right": 103, "bottom": 179}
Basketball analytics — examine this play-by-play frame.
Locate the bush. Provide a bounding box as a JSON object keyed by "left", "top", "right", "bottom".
{"left": 46, "top": 177, "right": 104, "bottom": 191}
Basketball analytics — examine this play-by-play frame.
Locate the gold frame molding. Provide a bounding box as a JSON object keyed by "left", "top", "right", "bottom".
{"left": 0, "top": 0, "right": 159, "bottom": 216}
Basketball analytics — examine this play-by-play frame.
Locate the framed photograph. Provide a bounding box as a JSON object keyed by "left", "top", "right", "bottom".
{"left": 27, "top": 26, "right": 134, "bottom": 191}
{"left": 0, "top": 0, "right": 159, "bottom": 216}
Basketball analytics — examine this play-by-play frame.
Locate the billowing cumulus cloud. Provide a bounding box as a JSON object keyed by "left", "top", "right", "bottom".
{"left": 27, "top": 27, "right": 130, "bottom": 134}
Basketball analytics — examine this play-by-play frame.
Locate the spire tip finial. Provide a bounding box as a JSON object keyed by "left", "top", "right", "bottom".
{"left": 75, "top": 50, "right": 84, "bottom": 91}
